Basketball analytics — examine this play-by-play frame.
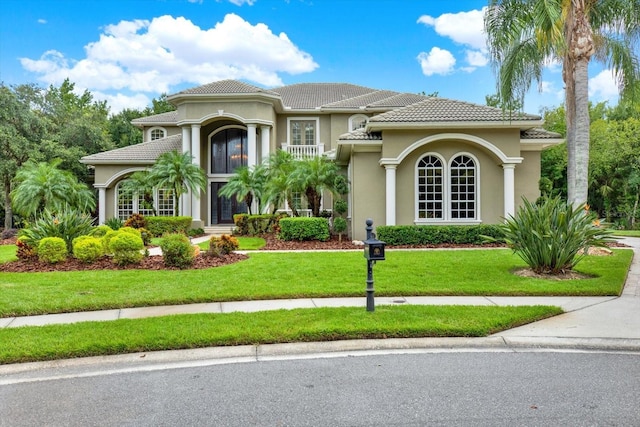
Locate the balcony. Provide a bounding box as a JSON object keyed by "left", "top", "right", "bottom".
{"left": 281, "top": 143, "right": 325, "bottom": 159}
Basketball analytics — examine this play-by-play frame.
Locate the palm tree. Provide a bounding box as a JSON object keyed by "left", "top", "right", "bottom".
{"left": 484, "top": 0, "right": 640, "bottom": 205}
{"left": 218, "top": 165, "right": 267, "bottom": 215}
{"left": 263, "top": 150, "right": 301, "bottom": 216}
{"left": 11, "top": 159, "right": 95, "bottom": 218}
{"left": 148, "top": 150, "right": 206, "bottom": 216}
{"left": 288, "top": 156, "right": 341, "bottom": 217}
{"left": 119, "top": 170, "right": 157, "bottom": 215}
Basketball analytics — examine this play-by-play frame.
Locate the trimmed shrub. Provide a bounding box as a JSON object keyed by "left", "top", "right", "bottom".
{"left": 208, "top": 234, "right": 239, "bottom": 257}
{"left": 124, "top": 213, "right": 147, "bottom": 229}
{"left": 108, "top": 231, "right": 144, "bottom": 266}
{"left": 376, "top": 224, "right": 504, "bottom": 245}
{"left": 233, "top": 214, "right": 283, "bottom": 236}
{"left": 38, "top": 237, "right": 67, "bottom": 264}
{"left": 72, "top": 236, "right": 104, "bottom": 263}
{"left": 90, "top": 225, "right": 113, "bottom": 238}
{"left": 333, "top": 217, "right": 348, "bottom": 242}
{"left": 233, "top": 214, "right": 249, "bottom": 235}
{"left": 497, "top": 197, "right": 614, "bottom": 274}
{"left": 146, "top": 216, "right": 192, "bottom": 237}
{"left": 160, "top": 233, "right": 195, "bottom": 269}
{"left": 16, "top": 236, "right": 36, "bottom": 260}
{"left": 279, "top": 217, "right": 329, "bottom": 241}
{"left": 188, "top": 227, "right": 205, "bottom": 237}
{"left": 118, "top": 226, "right": 142, "bottom": 238}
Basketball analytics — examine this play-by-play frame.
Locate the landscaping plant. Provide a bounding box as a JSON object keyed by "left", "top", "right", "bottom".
{"left": 160, "top": 233, "right": 195, "bottom": 269}
{"left": 37, "top": 237, "right": 67, "bottom": 264}
{"left": 72, "top": 236, "right": 104, "bottom": 263}
{"left": 208, "top": 234, "right": 239, "bottom": 257}
{"left": 19, "top": 208, "right": 94, "bottom": 254}
{"left": 498, "top": 196, "right": 614, "bottom": 274}
{"left": 108, "top": 231, "right": 145, "bottom": 266}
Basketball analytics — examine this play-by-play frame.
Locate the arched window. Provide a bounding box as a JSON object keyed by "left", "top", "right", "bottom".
{"left": 150, "top": 127, "right": 166, "bottom": 141}
{"left": 415, "top": 153, "right": 478, "bottom": 222}
{"left": 449, "top": 155, "right": 476, "bottom": 220}
{"left": 210, "top": 127, "right": 248, "bottom": 174}
{"left": 349, "top": 114, "right": 368, "bottom": 132}
{"left": 417, "top": 155, "right": 444, "bottom": 219}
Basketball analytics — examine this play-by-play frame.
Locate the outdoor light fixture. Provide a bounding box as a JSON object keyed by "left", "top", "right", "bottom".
{"left": 363, "top": 218, "right": 386, "bottom": 312}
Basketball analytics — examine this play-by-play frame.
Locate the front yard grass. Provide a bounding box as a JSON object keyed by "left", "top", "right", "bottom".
{"left": 0, "top": 249, "right": 632, "bottom": 317}
{"left": 0, "top": 305, "right": 562, "bottom": 364}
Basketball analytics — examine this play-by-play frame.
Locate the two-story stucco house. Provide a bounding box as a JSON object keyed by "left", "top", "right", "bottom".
{"left": 81, "top": 79, "right": 562, "bottom": 240}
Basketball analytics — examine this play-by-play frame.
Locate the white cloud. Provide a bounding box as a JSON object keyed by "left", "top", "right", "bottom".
{"left": 37, "top": 18, "right": 47, "bottom": 24}
{"left": 20, "top": 13, "right": 318, "bottom": 98}
{"left": 589, "top": 69, "right": 620, "bottom": 102}
{"left": 417, "top": 8, "right": 487, "bottom": 51}
{"left": 417, "top": 47, "right": 456, "bottom": 76}
{"left": 465, "top": 50, "right": 488, "bottom": 67}
{"left": 94, "top": 91, "right": 152, "bottom": 114}
{"left": 227, "top": 0, "right": 257, "bottom": 5}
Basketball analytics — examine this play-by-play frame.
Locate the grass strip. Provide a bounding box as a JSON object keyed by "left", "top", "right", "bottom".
{"left": 0, "top": 305, "right": 562, "bottom": 365}
{"left": 0, "top": 249, "right": 631, "bottom": 317}
{"left": 0, "top": 246, "right": 17, "bottom": 264}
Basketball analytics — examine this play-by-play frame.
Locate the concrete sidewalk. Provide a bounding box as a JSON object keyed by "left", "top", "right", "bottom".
{"left": 2, "top": 237, "right": 639, "bottom": 353}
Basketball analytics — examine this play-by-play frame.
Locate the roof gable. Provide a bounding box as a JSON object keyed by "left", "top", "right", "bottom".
{"left": 173, "top": 79, "right": 279, "bottom": 96}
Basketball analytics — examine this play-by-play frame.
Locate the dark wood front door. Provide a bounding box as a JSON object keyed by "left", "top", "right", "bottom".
{"left": 210, "top": 182, "right": 246, "bottom": 224}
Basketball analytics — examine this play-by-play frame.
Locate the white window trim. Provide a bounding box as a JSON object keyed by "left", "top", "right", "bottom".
{"left": 286, "top": 117, "right": 320, "bottom": 146}
{"left": 348, "top": 114, "right": 368, "bottom": 132}
{"left": 414, "top": 152, "right": 481, "bottom": 224}
{"left": 148, "top": 126, "right": 167, "bottom": 142}
{"left": 115, "top": 181, "right": 175, "bottom": 219}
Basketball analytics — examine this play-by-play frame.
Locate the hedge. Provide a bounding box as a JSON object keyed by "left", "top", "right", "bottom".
{"left": 233, "top": 213, "right": 287, "bottom": 236}
{"left": 376, "top": 224, "right": 504, "bottom": 245}
{"left": 146, "top": 216, "right": 192, "bottom": 236}
{"left": 279, "top": 217, "right": 330, "bottom": 241}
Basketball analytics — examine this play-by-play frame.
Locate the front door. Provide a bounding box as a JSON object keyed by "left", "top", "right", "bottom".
{"left": 210, "top": 182, "right": 246, "bottom": 224}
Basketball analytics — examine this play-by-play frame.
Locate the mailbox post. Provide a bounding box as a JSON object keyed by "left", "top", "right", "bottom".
{"left": 363, "top": 218, "right": 386, "bottom": 312}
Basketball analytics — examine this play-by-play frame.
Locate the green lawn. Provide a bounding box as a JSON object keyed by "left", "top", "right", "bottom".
{"left": 0, "top": 249, "right": 632, "bottom": 317}
{"left": 612, "top": 230, "right": 640, "bottom": 237}
{"left": 0, "top": 305, "right": 562, "bottom": 364}
{"left": 0, "top": 245, "right": 17, "bottom": 263}
{"left": 148, "top": 236, "right": 266, "bottom": 250}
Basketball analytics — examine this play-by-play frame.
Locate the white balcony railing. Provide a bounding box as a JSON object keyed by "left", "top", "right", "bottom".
{"left": 281, "top": 143, "right": 325, "bottom": 159}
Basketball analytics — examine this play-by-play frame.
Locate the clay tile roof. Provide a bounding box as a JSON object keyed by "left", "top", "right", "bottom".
{"left": 271, "top": 83, "right": 378, "bottom": 109}
{"left": 174, "top": 79, "right": 279, "bottom": 95}
{"left": 337, "top": 129, "right": 383, "bottom": 141}
{"left": 521, "top": 127, "right": 563, "bottom": 139}
{"left": 131, "top": 111, "right": 178, "bottom": 125}
{"left": 323, "top": 90, "right": 402, "bottom": 108}
{"left": 369, "top": 98, "right": 541, "bottom": 123}
{"left": 367, "top": 93, "right": 430, "bottom": 108}
{"left": 81, "top": 134, "right": 182, "bottom": 164}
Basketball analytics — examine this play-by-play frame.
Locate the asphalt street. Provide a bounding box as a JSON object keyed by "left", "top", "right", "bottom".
{"left": 2, "top": 350, "right": 639, "bottom": 426}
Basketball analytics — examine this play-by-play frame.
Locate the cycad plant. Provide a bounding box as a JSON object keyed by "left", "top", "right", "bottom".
{"left": 499, "top": 197, "right": 614, "bottom": 274}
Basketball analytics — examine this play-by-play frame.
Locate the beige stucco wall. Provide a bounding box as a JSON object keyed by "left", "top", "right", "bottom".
{"left": 515, "top": 151, "right": 541, "bottom": 209}
{"left": 180, "top": 100, "right": 275, "bottom": 124}
{"left": 350, "top": 149, "right": 386, "bottom": 241}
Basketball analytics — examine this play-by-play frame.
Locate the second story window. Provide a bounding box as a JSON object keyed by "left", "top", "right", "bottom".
{"left": 290, "top": 120, "right": 316, "bottom": 145}
{"left": 150, "top": 127, "right": 166, "bottom": 141}
{"left": 349, "top": 114, "right": 368, "bottom": 132}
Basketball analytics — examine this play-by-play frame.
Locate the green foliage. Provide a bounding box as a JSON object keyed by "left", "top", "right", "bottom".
{"left": 160, "top": 233, "right": 195, "bottom": 269}
{"left": 187, "top": 227, "right": 205, "bottom": 237}
{"left": 124, "top": 213, "right": 148, "bottom": 229}
{"left": 108, "top": 231, "right": 144, "bottom": 266}
{"left": 233, "top": 214, "right": 249, "bottom": 235}
{"left": 334, "top": 199, "right": 348, "bottom": 216}
{"left": 333, "top": 217, "right": 348, "bottom": 242}
{"left": 233, "top": 214, "right": 282, "bottom": 236}
{"left": 279, "top": 217, "right": 329, "bottom": 241}
{"left": 104, "top": 217, "right": 123, "bottom": 230}
{"left": 208, "top": 234, "right": 239, "bottom": 257}
{"left": 497, "top": 197, "right": 614, "bottom": 274}
{"left": 37, "top": 237, "right": 67, "bottom": 264}
{"left": 11, "top": 159, "right": 96, "bottom": 218}
{"left": 376, "top": 225, "right": 504, "bottom": 245}
{"left": 148, "top": 150, "right": 206, "bottom": 216}
{"left": 218, "top": 165, "right": 267, "bottom": 215}
{"left": 72, "top": 236, "right": 104, "bottom": 263}
{"left": 18, "top": 208, "right": 94, "bottom": 254}
{"left": 288, "top": 156, "right": 341, "bottom": 217}
{"left": 138, "top": 227, "right": 152, "bottom": 246}
{"left": 90, "top": 224, "right": 113, "bottom": 238}
{"left": 118, "top": 226, "right": 142, "bottom": 238}
{"left": 146, "top": 216, "right": 192, "bottom": 236}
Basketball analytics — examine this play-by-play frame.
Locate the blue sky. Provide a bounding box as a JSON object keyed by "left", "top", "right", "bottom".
{"left": 0, "top": 0, "right": 621, "bottom": 115}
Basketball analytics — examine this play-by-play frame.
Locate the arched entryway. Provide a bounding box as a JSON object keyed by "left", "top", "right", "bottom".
{"left": 209, "top": 126, "right": 248, "bottom": 224}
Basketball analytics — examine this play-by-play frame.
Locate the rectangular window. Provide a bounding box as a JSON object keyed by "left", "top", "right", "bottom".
{"left": 290, "top": 120, "right": 316, "bottom": 145}
{"left": 156, "top": 189, "right": 175, "bottom": 217}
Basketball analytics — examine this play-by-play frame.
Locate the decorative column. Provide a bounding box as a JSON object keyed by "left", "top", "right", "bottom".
{"left": 191, "top": 124, "right": 201, "bottom": 222}
{"left": 247, "top": 124, "right": 257, "bottom": 168}
{"left": 260, "top": 125, "right": 270, "bottom": 163}
{"left": 97, "top": 187, "right": 106, "bottom": 224}
{"left": 181, "top": 126, "right": 192, "bottom": 217}
{"left": 384, "top": 165, "right": 397, "bottom": 226}
{"left": 502, "top": 163, "right": 516, "bottom": 219}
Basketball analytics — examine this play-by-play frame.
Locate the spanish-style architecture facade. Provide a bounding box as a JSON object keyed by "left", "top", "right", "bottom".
{"left": 81, "top": 80, "right": 562, "bottom": 240}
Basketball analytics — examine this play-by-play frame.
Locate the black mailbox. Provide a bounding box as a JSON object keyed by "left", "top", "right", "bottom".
{"left": 364, "top": 236, "right": 386, "bottom": 261}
